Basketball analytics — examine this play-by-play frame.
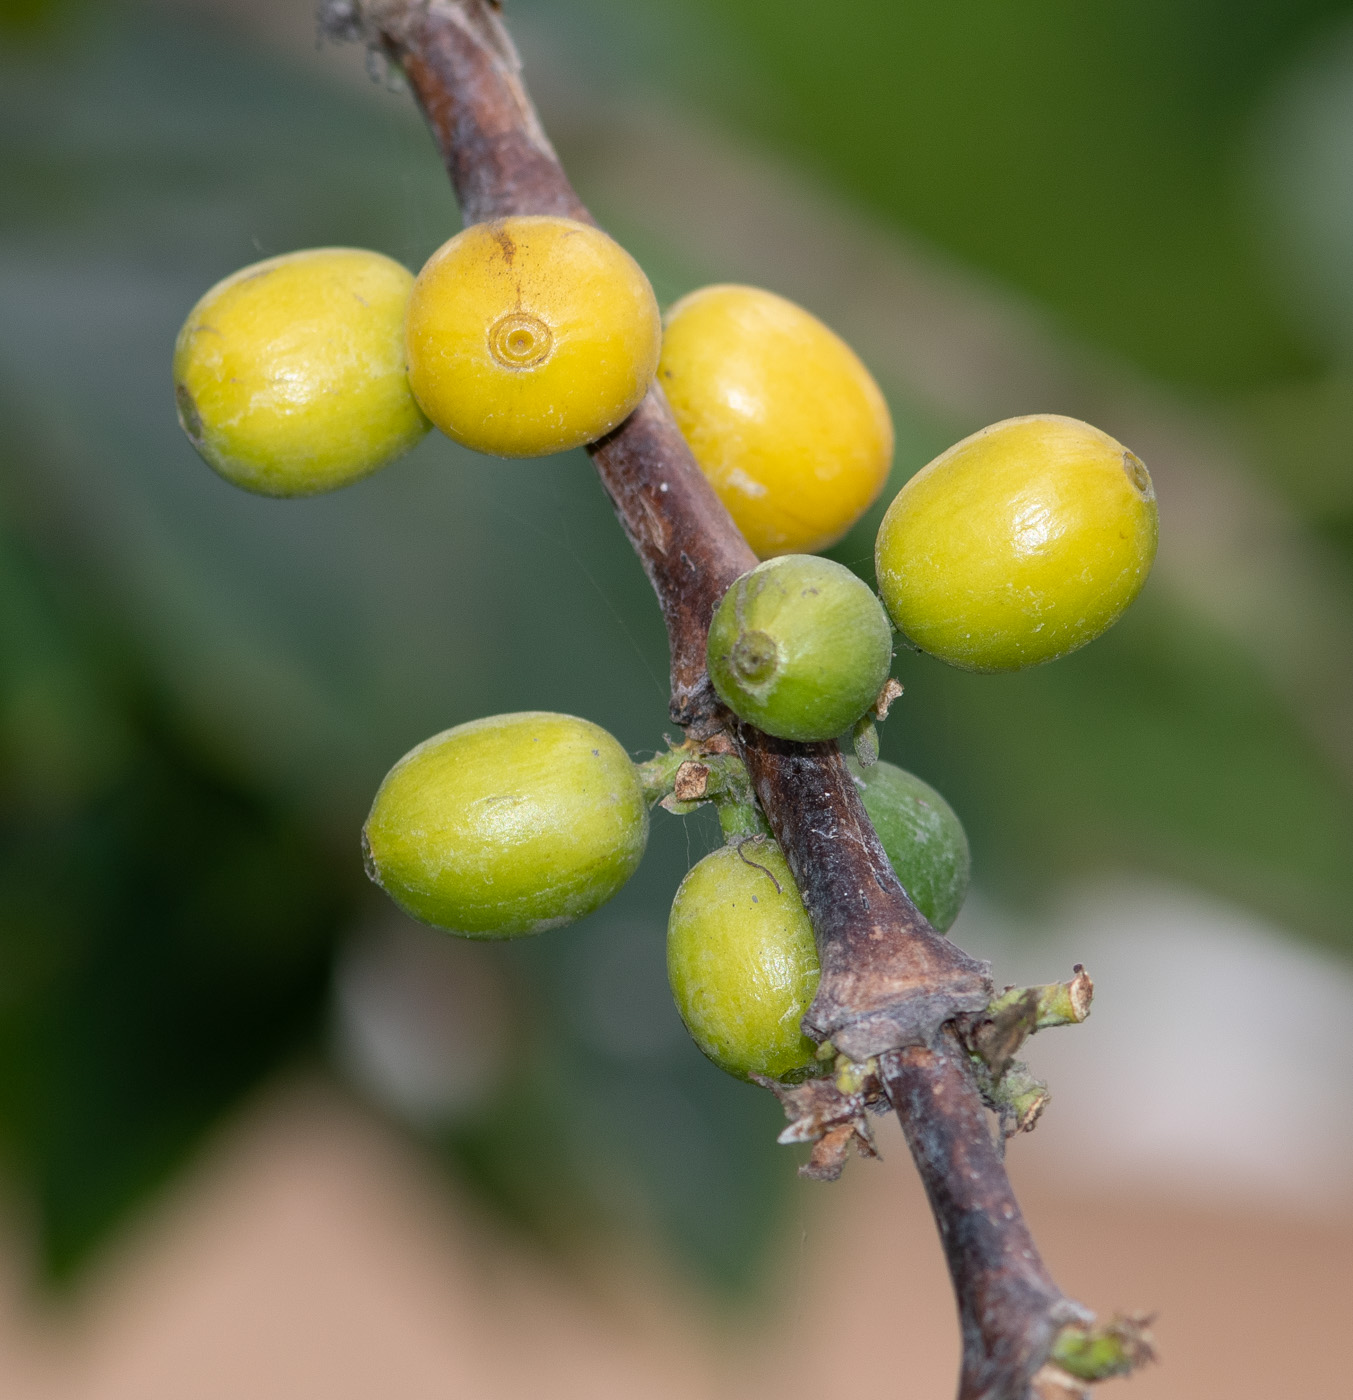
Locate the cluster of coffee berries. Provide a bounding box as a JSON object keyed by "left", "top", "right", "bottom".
{"left": 173, "top": 213, "right": 1156, "bottom": 1091}
{"left": 666, "top": 761, "right": 970, "bottom": 1083}
{"left": 172, "top": 216, "right": 663, "bottom": 491}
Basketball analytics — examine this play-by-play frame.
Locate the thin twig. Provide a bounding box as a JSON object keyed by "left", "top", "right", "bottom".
{"left": 318, "top": 4, "right": 1136, "bottom": 1394}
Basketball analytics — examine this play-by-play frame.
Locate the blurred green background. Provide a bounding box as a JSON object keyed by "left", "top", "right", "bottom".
{"left": 1, "top": 0, "right": 1351, "bottom": 1293}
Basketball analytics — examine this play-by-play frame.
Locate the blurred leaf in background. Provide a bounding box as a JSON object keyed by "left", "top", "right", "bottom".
{"left": 520, "top": 0, "right": 1344, "bottom": 390}
{"left": 0, "top": 416, "right": 354, "bottom": 1280}
{"left": 1, "top": 0, "right": 1352, "bottom": 1295}
{"left": 514, "top": 0, "right": 1353, "bottom": 944}
{"left": 1247, "top": 16, "right": 1353, "bottom": 554}
{"left": 0, "top": 0, "right": 788, "bottom": 1291}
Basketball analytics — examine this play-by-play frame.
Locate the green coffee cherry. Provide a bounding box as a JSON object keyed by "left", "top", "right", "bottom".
{"left": 846, "top": 757, "right": 970, "bottom": 932}
{"left": 706, "top": 555, "right": 893, "bottom": 742}
{"left": 363, "top": 712, "right": 648, "bottom": 938}
{"left": 667, "top": 839, "right": 820, "bottom": 1083}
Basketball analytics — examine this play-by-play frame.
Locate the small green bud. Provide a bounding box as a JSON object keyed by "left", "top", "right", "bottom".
{"left": 706, "top": 555, "right": 893, "bottom": 742}
{"left": 363, "top": 711, "right": 648, "bottom": 938}
{"left": 845, "top": 757, "right": 970, "bottom": 932}
{"left": 667, "top": 839, "right": 821, "bottom": 1082}
{"left": 1050, "top": 1315, "right": 1157, "bottom": 1382}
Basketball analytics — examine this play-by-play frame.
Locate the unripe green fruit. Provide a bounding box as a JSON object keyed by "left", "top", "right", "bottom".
{"left": 845, "top": 757, "right": 970, "bottom": 932}
{"left": 706, "top": 555, "right": 893, "bottom": 742}
{"left": 667, "top": 840, "right": 820, "bottom": 1083}
{"left": 363, "top": 712, "right": 647, "bottom": 938}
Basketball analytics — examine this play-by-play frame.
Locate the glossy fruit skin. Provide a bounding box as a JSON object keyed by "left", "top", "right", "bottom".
{"left": 667, "top": 841, "right": 820, "bottom": 1083}
{"left": 707, "top": 554, "right": 894, "bottom": 742}
{"left": 659, "top": 285, "right": 893, "bottom": 558}
{"left": 875, "top": 414, "right": 1158, "bottom": 672}
{"left": 845, "top": 758, "right": 970, "bottom": 933}
{"left": 405, "top": 216, "right": 661, "bottom": 457}
{"left": 173, "top": 248, "right": 429, "bottom": 496}
{"left": 363, "top": 712, "right": 648, "bottom": 939}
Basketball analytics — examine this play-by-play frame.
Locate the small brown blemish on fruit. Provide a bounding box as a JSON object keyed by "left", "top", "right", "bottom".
{"left": 359, "top": 827, "right": 379, "bottom": 885}
{"left": 1122, "top": 450, "right": 1154, "bottom": 500}
{"left": 175, "top": 382, "right": 204, "bottom": 445}
{"left": 489, "top": 221, "right": 517, "bottom": 264}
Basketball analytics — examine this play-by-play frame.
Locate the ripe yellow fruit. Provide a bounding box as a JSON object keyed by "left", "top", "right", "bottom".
{"left": 875, "top": 414, "right": 1158, "bottom": 672}
{"left": 405, "top": 216, "right": 661, "bottom": 457}
{"left": 173, "top": 248, "right": 429, "bottom": 496}
{"left": 658, "top": 285, "right": 893, "bottom": 557}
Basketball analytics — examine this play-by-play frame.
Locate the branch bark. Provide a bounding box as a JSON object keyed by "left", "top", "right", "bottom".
{"left": 882, "top": 1036, "right": 1088, "bottom": 1398}
{"left": 319, "top": 3, "right": 1115, "bottom": 1394}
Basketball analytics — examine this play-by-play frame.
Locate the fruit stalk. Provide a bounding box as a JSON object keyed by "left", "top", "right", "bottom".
{"left": 319, "top": 2, "right": 1127, "bottom": 1393}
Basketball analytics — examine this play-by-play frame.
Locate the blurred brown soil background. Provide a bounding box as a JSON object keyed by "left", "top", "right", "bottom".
{"left": 0, "top": 1075, "right": 1347, "bottom": 1399}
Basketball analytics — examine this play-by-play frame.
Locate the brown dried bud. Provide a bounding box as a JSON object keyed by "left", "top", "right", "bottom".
{"left": 673, "top": 760, "right": 710, "bottom": 801}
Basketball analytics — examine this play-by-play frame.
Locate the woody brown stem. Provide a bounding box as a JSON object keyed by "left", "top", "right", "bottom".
{"left": 318, "top": 3, "right": 1124, "bottom": 1394}
{"left": 882, "top": 1036, "right": 1091, "bottom": 1398}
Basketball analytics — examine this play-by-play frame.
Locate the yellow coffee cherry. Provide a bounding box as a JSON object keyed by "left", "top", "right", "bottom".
{"left": 875, "top": 414, "right": 1158, "bottom": 672}
{"left": 658, "top": 285, "right": 893, "bottom": 557}
{"left": 173, "top": 248, "right": 429, "bottom": 496}
{"left": 405, "top": 216, "right": 661, "bottom": 457}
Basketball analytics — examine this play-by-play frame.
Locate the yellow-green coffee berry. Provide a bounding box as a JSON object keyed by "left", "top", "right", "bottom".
{"left": 667, "top": 840, "right": 820, "bottom": 1083}
{"left": 707, "top": 555, "right": 894, "bottom": 742}
{"left": 173, "top": 248, "right": 429, "bottom": 495}
{"left": 363, "top": 712, "right": 647, "bottom": 938}
{"left": 845, "top": 757, "right": 970, "bottom": 932}
{"left": 875, "top": 414, "right": 1158, "bottom": 671}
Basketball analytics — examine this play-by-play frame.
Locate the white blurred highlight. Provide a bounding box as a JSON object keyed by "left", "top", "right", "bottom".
{"left": 333, "top": 917, "right": 512, "bottom": 1128}
{"left": 956, "top": 880, "right": 1353, "bottom": 1216}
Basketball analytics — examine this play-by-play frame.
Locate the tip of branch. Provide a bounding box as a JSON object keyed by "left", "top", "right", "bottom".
{"left": 971, "top": 965, "right": 1095, "bottom": 1077}
{"left": 1048, "top": 1312, "right": 1158, "bottom": 1385}
{"left": 1066, "top": 964, "right": 1094, "bottom": 1023}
